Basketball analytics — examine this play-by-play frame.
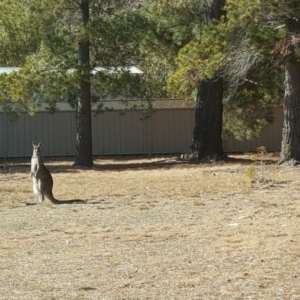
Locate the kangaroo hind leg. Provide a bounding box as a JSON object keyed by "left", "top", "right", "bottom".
{"left": 33, "top": 180, "right": 45, "bottom": 203}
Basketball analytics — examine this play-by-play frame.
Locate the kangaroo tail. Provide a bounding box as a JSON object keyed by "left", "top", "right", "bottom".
{"left": 45, "top": 192, "right": 86, "bottom": 205}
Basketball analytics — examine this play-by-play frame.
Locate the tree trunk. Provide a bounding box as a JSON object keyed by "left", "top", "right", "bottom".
{"left": 191, "top": 77, "right": 224, "bottom": 159}
{"left": 189, "top": 0, "right": 225, "bottom": 160}
{"left": 279, "top": 61, "right": 300, "bottom": 164}
{"left": 278, "top": 14, "right": 300, "bottom": 164}
{"left": 74, "top": 0, "right": 93, "bottom": 167}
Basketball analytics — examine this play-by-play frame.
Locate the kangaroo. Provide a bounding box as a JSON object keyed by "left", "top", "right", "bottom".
{"left": 31, "top": 142, "right": 85, "bottom": 204}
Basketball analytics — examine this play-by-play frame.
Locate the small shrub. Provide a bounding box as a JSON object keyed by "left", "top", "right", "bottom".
{"left": 247, "top": 146, "right": 272, "bottom": 183}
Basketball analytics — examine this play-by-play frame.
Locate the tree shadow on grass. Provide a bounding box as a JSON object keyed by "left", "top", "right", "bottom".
{"left": 1, "top": 153, "right": 279, "bottom": 175}
{"left": 224, "top": 155, "right": 277, "bottom": 165}
{"left": 2, "top": 155, "right": 193, "bottom": 174}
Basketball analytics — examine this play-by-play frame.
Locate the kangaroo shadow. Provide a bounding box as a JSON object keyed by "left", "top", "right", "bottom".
{"left": 25, "top": 198, "right": 113, "bottom": 206}
{"left": 25, "top": 199, "right": 87, "bottom": 206}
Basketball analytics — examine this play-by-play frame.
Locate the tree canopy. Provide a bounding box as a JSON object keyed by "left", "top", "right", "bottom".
{"left": 2, "top": 0, "right": 300, "bottom": 162}
{"left": 165, "top": 0, "right": 288, "bottom": 140}
{"left": 0, "top": 0, "right": 146, "bottom": 113}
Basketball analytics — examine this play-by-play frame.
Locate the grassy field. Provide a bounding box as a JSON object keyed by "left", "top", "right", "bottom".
{"left": 1, "top": 154, "right": 300, "bottom": 299}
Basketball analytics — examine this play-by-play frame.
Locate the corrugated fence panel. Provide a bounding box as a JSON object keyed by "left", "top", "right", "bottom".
{"left": 0, "top": 113, "right": 6, "bottom": 157}
{"left": 150, "top": 109, "right": 195, "bottom": 154}
{"left": 4, "top": 112, "right": 76, "bottom": 157}
{"left": 0, "top": 106, "right": 284, "bottom": 158}
{"left": 39, "top": 112, "right": 76, "bottom": 156}
{"left": 6, "top": 114, "right": 32, "bottom": 157}
{"left": 92, "top": 110, "right": 151, "bottom": 155}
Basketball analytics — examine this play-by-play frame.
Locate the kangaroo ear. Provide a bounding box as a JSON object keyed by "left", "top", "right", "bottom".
{"left": 37, "top": 142, "right": 42, "bottom": 148}
{"left": 32, "top": 141, "right": 36, "bottom": 147}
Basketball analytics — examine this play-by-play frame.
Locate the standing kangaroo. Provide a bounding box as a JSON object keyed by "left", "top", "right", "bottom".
{"left": 31, "top": 142, "right": 84, "bottom": 204}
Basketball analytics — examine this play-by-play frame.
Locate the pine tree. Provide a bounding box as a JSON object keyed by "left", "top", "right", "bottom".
{"left": 166, "top": 0, "right": 286, "bottom": 149}
{"left": 74, "top": 0, "right": 93, "bottom": 167}
{"left": 139, "top": 0, "right": 225, "bottom": 160}
{"left": 278, "top": 2, "right": 300, "bottom": 163}
{"left": 0, "top": 0, "right": 144, "bottom": 166}
{"left": 220, "top": 0, "right": 300, "bottom": 162}
{"left": 190, "top": 0, "right": 225, "bottom": 160}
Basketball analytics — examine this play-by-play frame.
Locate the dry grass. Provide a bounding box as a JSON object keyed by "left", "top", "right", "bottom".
{"left": 1, "top": 154, "right": 300, "bottom": 299}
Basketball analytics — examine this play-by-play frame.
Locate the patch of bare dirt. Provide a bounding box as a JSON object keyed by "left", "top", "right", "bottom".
{"left": 1, "top": 154, "right": 300, "bottom": 299}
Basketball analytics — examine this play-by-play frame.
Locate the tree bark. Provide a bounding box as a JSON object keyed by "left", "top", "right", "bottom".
{"left": 189, "top": 0, "right": 225, "bottom": 160}
{"left": 74, "top": 0, "right": 93, "bottom": 167}
{"left": 278, "top": 14, "right": 300, "bottom": 164}
{"left": 192, "top": 77, "right": 224, "bottom": 159}
{"left": 279, "top": 60, "right": 300, "bottom": 163}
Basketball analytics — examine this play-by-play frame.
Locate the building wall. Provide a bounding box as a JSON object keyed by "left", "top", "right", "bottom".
{"left": 0, "top": 105, "right": 283, "bottom": 158}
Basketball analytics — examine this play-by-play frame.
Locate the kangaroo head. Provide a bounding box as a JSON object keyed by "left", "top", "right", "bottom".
{"left": 32, "top": 142, "right": 42, "bottom": 156}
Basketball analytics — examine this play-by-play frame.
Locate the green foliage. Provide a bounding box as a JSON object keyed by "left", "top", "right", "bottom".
{"left": 136, "top": 0, "right": 206, "bottom": 98}
{"left": 166, "top": 0, "right": 288, "bottom": 140}
{"left": 249, "top": 27, "right": 286, "bottom": 54}
{"left": 0, "top": 0, "right": 148, "bottom": 114}
{"left": 0, "top": 1, "right": 41, "bottom": 65}
{"left": 167, "top": 20, "right": 227, "bottom": 96}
